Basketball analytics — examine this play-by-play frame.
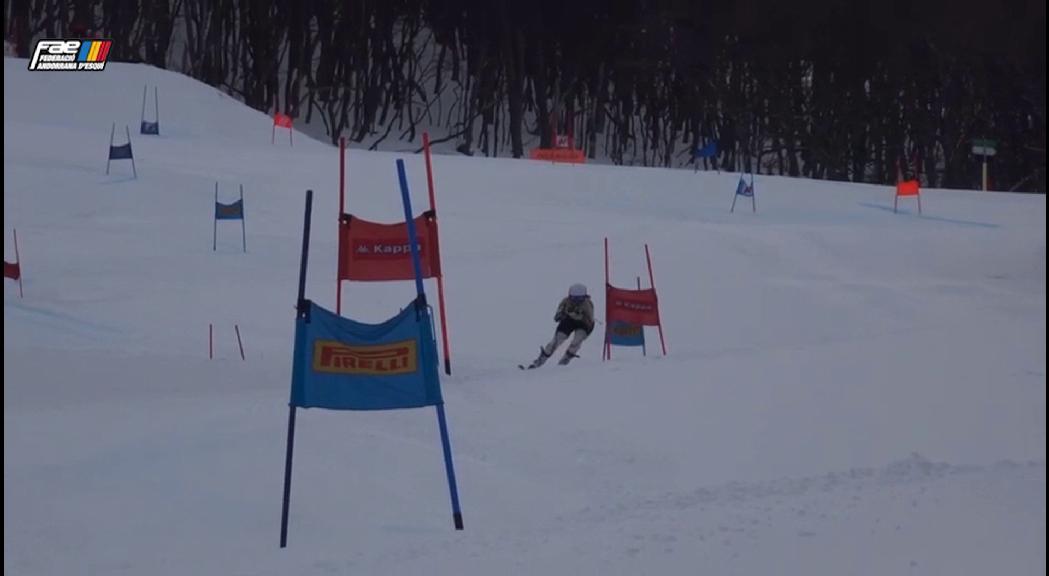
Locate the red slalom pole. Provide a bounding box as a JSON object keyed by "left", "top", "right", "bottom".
{"left": 423, "top": 132, "right": 454, "bottom": 375}
{"left": 423, "top": 133, "right": 437, "bottom": 213}
{"left": 604, "top": 237, "right": 611, "bottom": 361}
{"left": 645, "top": 244, "right": 667, "bottom": 356}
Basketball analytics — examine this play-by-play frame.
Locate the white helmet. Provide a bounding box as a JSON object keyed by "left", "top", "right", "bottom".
{"left": 568, "top": 283, "right": 588, "bottom": 298}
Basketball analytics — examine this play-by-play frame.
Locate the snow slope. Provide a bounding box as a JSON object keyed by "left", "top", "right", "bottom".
{"left": 4, "top": 58, "right": 1046, "bottom": 575}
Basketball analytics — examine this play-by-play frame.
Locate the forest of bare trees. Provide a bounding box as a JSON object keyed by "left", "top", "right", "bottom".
{"left": 6, "top": 0, "right": 1045, "bottom": 191}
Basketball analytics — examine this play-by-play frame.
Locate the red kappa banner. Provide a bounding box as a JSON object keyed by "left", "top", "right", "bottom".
{"left": 338, "top": 212, "right": 442, "bottom": 281}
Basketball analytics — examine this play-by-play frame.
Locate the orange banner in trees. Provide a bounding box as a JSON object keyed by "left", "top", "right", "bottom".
{"left": 529, "top": 148, "right": 586, "bottom": 164}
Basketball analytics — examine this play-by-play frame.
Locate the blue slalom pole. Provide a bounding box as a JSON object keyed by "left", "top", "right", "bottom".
{"left": 436, "top": 403, "right": 464, "bottom": 529}
{"left": 397, "top": 159, "right": 426, "bottom": 299}
{"left": 396, "top": 159, "right": 464, "bottom": 530}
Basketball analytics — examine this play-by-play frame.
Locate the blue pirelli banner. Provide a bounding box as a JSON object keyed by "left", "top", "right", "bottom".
{"left": 607, "top": 320, "right": 645, "bottom": 348}
{"left": 290, "top": 299, "right": 442, "bottom": 411}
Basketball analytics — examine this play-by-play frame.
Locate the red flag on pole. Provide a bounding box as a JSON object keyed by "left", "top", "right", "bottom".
{"left": 3, "top": 261, "right": 19, "bottom": 280}
{"left": 606, "top": 285, "right": 661, "bottom": 326}
{"left": 272, "top": 113, "right": 294, "bottom": 145}
{"left": 338, "top": 212, "right": 442, "bottom": 282}
{"left": 604, "top": 239, "right": 666, "bottom": 359}
{"left": 273, "top": 113, "right": 293, "bottom": 128}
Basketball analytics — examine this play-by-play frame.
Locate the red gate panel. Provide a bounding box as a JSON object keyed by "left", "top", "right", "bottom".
{"left": 338, "top": 211, "right": 442, "bottom": 282}
{"left": 606, "top": 285, "right": 661, "bottom": 326}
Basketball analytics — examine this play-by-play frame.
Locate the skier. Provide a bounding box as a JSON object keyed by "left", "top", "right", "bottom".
{"left": 524, "top": 283, "right": 595, "bottom": 368}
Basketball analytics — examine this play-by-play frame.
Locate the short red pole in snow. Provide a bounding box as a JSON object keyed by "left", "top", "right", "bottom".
{"left": 235, "top": 324, "right": 245, "bottom": 361}
{"left": 209, "top": 323, "right": 214, "bottom": 359}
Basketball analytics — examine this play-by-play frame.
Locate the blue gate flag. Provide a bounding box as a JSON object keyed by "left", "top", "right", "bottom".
{"left": 608, "top": 320, "right": 645, "bottom": 347}
{"left": 694, "top": 141, "right": 718, "bottom": 158}
{"left": 140, "top": 85, "right": 160, "bottom": 135}
{"left": 109, "top": 142, "right": 133, "bottom": 159}
{"left": 215, "top": 199, "right": 244, "bottom": 220}
{"left": 290, "top": 298, "right": 443, "bottom": 411}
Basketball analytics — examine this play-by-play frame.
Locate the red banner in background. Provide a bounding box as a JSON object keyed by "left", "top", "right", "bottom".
{"left": 338, "top": 212, "right": 442, "bottom": 281}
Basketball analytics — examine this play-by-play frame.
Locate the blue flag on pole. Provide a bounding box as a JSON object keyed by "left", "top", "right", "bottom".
{"left": 215, "top": 199, "right": 244, "bottom": 220}
{"left": 290, "top": 298, "right": 443, "bottom": 411}
{"left": 694, "top": 141, "right": 718, "bottom": 159}
{"left": 109, "top": 142, "right": 133, "bottom": 160}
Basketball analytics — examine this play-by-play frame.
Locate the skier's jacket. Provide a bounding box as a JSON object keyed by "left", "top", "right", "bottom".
{"left": 554, "top": 296, "right": 595, "bottom": 335}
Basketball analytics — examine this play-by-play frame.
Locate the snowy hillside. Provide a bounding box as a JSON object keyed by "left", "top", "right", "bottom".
{"left": 4, "top": 58, "right": 1045, "bottom": 575}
